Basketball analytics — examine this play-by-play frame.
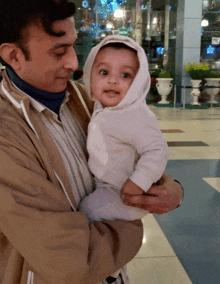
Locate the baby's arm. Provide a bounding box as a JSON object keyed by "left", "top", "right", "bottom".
{"left": 124, "top": 109, "right": 169, "bottom": 193}
{"left": 121, "top": 178, "right": 145, "bottom": 196}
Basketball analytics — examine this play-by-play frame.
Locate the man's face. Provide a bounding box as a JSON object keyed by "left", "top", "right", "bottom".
{"left": 90, "top": 46, "right": 139, "bottom": 108}
{"left": 17, "top": 17, "right": 78, "bottom": 93}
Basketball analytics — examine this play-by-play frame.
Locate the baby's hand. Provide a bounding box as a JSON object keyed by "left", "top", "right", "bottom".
{"left": 121, "top": 179, "right": 144, "bottom": 196}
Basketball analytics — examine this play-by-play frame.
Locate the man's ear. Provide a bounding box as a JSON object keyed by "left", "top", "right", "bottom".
{"left": 0, "top": 43, "right": 23, "bottom": 70}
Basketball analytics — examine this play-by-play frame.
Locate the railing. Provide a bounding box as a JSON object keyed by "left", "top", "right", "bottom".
{"left": 173, "top": 84, "right": 220, "bottom": 109}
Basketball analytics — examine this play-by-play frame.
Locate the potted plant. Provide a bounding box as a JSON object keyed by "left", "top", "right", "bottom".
{"left": 204, "top": 71, "right": 220, "bottom": 105}
{"left": 185, "top": 62, "right": 210, "bottom": 105}
{"left": 147, "top": 69, "right": 160, "bottom": 103}
{"left": 156, "top": 71, "right": 173, "bottom": 105}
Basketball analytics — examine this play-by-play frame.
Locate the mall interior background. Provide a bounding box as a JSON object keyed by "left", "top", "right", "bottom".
{"left": 74, "top": 0, "right": 178, "bottom": 71}
{"left": 0, "top": 0, "right": 219, "bottom": 103}
{"left": 72, "top": 0, "right": 220, "bottom": 104}
{"left": 0, "top": 2, "right": 219, "bottom": 283}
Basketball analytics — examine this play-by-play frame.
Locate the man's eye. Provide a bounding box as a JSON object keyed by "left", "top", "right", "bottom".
{"left": 55, "top": 52, "right": 65, "bottom": 57}
{"left": 54, "top": 47, "right": 66, "bottom": 57}
{"left": 122, "top": 73, "right": 130, "bottom": 78}
{"left": 100, "top": 70, "right": 108, "bottom": 75}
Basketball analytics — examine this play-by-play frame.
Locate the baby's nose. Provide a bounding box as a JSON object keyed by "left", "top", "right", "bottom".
{"left": 108, "top": 74, "right": 118, "bottom": 84}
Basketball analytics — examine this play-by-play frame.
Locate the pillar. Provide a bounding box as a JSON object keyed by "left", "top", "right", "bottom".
{"left": 175, "top": 0, "right": 203, "bottom": 104}
{"left": 134, "top": 9, "right": 143, "bottom": 45}
{"left": 163, "top": 0, "right": 170, "bottom": 69}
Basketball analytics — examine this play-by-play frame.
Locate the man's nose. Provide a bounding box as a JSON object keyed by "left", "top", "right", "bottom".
{"left": 64, "top": 48, "right": 78, "bottom": 71}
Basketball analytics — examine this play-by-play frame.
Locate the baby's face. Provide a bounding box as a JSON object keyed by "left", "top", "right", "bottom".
{"left": 90, "top": 46, "right": 139, "bottom": 108}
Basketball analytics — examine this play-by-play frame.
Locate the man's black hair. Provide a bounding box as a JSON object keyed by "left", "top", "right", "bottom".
{"left": 72, "top": 69, "right": 83, "bottom": 80}
{"left": 0, "top": 0, "right": 76, "bottom": 65}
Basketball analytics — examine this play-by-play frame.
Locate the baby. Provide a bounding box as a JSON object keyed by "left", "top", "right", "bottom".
{"left": 79, "top": 35, "right": 169, "bottom": 223}
{"left": 79, "top": 35, "right": 169, "bottom": 283}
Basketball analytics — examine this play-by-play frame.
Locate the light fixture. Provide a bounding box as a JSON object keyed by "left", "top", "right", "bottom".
{"left": 82, "top": 0, "right": 89, "bottom": 8}
{"left": 114, "top": 9, "right": 123, "bottom": 18}
{"left": 207, "top": 45, "right": 215, "bottom": 54}
{"left": 201, "top": 19, "right": 209, "bottom": 27}
{"left": 106, "top": 22, "right": 114, "bottom": 29}
{"left": 152, "top": 17, "right": 157, "bottom": 24}
{"left": 157, "top": 47, "right": 164, "bottom": 55}
{"left": 202, "top": 0, "right": 209, "bottom": 9}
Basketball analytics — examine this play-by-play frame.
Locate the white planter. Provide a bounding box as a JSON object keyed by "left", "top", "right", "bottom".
{"left": 204, "top": 78, "right": 220, "bottom": 104}
{"left": 191, "top": 79, "right": 202, "bottom": 105}
{"left": 156, "top": 78, "right": 173, "bottom": 104}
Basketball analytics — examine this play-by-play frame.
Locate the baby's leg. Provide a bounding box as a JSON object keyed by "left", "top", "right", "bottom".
{"left": 79, "top": 183, "right": 149, "bottom": 222}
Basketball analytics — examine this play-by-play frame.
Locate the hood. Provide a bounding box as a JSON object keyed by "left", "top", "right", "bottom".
{"left": 83, "top": 35, "right": 151, "bottom": 110}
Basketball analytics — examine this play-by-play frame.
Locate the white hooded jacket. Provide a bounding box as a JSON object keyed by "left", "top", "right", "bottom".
{"left": 80, "top": 35, "right": 169, "bottom": 222}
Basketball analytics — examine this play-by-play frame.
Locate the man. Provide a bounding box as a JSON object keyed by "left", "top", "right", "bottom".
{"left": 0, "top": 0, "right": 183, "bottom": 283}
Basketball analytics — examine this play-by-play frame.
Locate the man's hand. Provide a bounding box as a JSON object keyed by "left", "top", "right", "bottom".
{"left": 121, "top": 173, "right": 183, "bottom": 214}
{"left": 121, "top": 179, "right": 144, "bottom": 196}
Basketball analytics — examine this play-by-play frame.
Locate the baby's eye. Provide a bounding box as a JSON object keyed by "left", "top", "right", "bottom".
{"left": 122, "top": 73, "right": 130, "bottom": 78}
{"left": 100, "top": 70, "right": 108, "bottom": 75}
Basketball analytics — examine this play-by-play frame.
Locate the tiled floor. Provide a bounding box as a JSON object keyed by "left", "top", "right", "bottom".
{"left": 127, "top": 105, "right": 220, "bottom": 284}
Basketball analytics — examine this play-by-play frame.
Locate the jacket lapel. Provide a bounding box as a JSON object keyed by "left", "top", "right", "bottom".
{"left": 66, "top": 81, "right": 94, "bottom": 135}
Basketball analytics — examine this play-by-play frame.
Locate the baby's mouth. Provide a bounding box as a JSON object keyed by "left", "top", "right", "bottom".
{"left": 104, "top": 90, "right": 119, "bottom": 95}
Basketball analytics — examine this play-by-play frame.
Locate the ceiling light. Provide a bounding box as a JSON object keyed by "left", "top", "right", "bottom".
{"left": 152, "top": 17, "right": 157, "bottom": 24}
{"left": 114, "top": 9, "right": 123, "bottom": 18}
{"left": 201, "top": 19, "right": 209, "bottom": 27}
{"left": 106, "top": 22, "right": 114, "bottom": 29}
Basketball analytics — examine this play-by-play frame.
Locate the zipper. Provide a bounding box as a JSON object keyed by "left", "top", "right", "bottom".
{"left": 27, "top": 271, "right": 34, "bottom": 284}
{"left": 20, "top": 101, "right": 39, "bottom": 139}
{"left": 71, "top": 82, "right": 91, "bottom": 119}
{"left": 54, "top": 170, "right": 76, "bottom": 211}
{"left": 1, "top": 81, "right": 39, "bottom": 139}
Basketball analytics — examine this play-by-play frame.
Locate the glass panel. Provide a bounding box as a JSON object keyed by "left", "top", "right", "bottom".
{"left": 73, "top": 0, "right": 177, "bottom": 77}
{"left": 201, "top": 0, "right": 220, "bottom": 74}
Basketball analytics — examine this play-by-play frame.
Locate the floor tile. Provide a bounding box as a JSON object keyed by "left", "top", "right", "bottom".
{"left": 168, "top": 146, "right": 220, "bottom": 160}
{"left": 137, "top": 214, "right": 175, "bottom": 258}
{"left": 155, "top": 159, "right": 220, "bottom": 284}
{"left": 127, "top": 257, "right": 192, "bottom": 284}
{"left": 203, "top": 177, "right": 220, "bottom": 193}
{"left": 167, "top": 141, "right": 209, "bottom": 147}
{"left": 150, "top": 105, "right": 220, "bottom": 122}
{"left": 161, "top": 129, "right": 184, "bottom": 133}
{"left": 127, "top": 106, "right": 220, "bottom": 284}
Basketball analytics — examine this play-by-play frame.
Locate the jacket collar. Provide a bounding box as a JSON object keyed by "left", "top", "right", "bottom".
{"left": 6, "top": 67, "right": 66, "bottom": 115}
{"left": 1, "top": 70, "right": 31, "bottom": 106}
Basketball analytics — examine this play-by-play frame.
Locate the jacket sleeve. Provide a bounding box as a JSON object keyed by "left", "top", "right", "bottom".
{"left": 0, "top": 116, "right": 143, "bottom": 284}
{"left": 125, "top": 107, "right": 169, "bottom": 192}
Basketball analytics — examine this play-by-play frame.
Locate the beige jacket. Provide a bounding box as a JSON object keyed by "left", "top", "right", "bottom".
{"left": 0, "top": 72, "right": 143, "bottom": 284}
